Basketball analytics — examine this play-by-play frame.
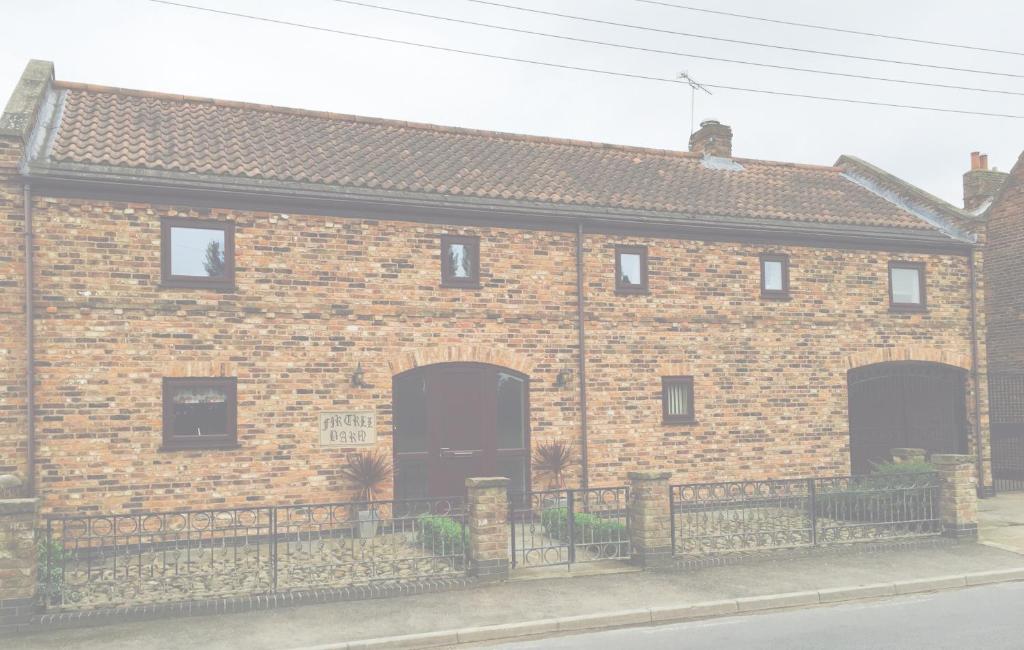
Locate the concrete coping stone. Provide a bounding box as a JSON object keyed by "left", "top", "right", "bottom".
{"left": 931, "top": 454, "right": 977, "bottom": 466}
{"left": 465, "top": 477, "right": 510, "bottom": 488}
{"left": 0, "top": 474, "right": 23, "bottom": 488}
{"left": 627, "top": 471, "right": 672, "bottom": 481}
{"left": 889, "top": 448, "right": 926, "bottom": 458}
{"left": 0, "top": 498, "right": 38, "bottom": 515}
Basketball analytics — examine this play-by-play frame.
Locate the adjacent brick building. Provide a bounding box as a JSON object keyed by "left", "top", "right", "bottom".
{"left": 0, "top": 61, "right": 995, "bottom": 514}
{"left": 982, "top": 151, "right": 1024, "bottom": 490}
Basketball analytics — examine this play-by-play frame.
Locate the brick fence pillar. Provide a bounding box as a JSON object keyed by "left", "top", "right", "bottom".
{"left": 627, "top": 471, "right": 673, "bottom": 569}
{"left": 890, "top": 448, "right": 926, "bottom": 464}
{"left": 0, "top": 496, "right": 38, "bottom": 634}
{"left": 932, "top": 454, "right": 978, "bottom": 540}
{"left": 466, "top": 477, "right": 510, "bottom": 582}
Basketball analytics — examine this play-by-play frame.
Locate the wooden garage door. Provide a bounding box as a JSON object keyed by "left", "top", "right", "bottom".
{"left": 848, "top": 362, "right": 969, "bottom": 474}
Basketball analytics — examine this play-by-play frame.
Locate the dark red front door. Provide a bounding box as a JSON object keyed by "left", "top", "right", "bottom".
{"left": 394, "top": 363, "right": 529, "bottom": 499}
{"left": 427, "top": 365, "right": 490, "bottom": 498}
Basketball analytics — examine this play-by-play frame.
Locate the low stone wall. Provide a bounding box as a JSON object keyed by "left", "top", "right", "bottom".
{"left": 0, "top": 497, "right": 38, "bottom": 634}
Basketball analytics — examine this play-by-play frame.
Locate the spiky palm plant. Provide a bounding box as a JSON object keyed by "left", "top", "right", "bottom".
{"left": 339, "top": 451, "right": 393, "bottom": 503}
{"left": 533, "top": 441, "right": 575, "bottom": 489}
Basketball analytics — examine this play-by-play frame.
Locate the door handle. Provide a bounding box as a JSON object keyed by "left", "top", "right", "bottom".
{"left": 440, "top": 448, "right": 477, "bottom": 458}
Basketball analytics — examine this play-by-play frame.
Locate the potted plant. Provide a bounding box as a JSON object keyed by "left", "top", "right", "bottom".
{"left": 533, "top": 441, "right": 575, "bottom": 491}
{"left": 339, "top": 451, "right": 393, "bottom": 538}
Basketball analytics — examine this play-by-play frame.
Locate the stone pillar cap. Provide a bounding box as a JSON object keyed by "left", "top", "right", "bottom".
{"left": 465, "top": 476, "right": 510, "bottom": 488}
{"left": 627, "top": 470, "right": 672, "bottom": 481}
{"left": 930, "top": 454, "right": 976, "bottom": 465}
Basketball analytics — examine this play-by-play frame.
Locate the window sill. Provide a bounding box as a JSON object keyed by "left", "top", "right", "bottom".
{"left": 440, "top": 281, "right": 482, "bottom": 289}
{"left": 889, "top": 304, "right": 928, "bottom": 314}
{"left": 663, "top": 418, "right": 697, "bottom": 426}
{"left": 616, "top": 288, "right": 649, "bottom": 296}
{"left": 760, "top": 292, "right": 791, "bottom": 301}
{"left": 159, "top": 442, "right": 240, "bottom": 452}
{"left": 158, "top": 282, "right": 237, "bottom": 292}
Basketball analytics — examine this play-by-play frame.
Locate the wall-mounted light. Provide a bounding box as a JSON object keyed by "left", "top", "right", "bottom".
{"left": 351, "top": 362, "right": 372, "bottom": 389}
{"left": 554, "top": 368, "right": 572, "bottom": 389}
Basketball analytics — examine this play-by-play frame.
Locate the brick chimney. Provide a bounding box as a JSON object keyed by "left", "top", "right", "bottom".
{"left": 963, "top": 151, "right": 1008, "bottom": 212}
{"left": 688, "top": 119, "right": 732, "bottom": 158}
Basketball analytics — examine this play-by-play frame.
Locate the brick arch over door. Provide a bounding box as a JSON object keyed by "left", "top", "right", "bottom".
{"left": 844, "top": 347, "right": 971, "bottom": 373}
{"left": 847, "top": 360, "right": 970, "bottom": 474}
{"left": 387, "top": 346, "right": 535, "bottom": 378}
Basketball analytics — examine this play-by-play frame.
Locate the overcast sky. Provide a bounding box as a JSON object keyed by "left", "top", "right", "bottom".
{"left": 3, "top": 0, "right": 1021, "bottom": 206}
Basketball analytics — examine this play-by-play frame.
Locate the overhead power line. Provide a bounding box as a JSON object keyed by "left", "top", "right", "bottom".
{"left": 463, "top": 0, "right": 1024, "bottom": 80}
{"left": 328, "top": 0, "right": 1024, "bottom": 97}
{"left": 147, "top": 1, "right": 1024, "bottom": 119}
{"left": 637, "top": 0, "right": 1024, "bottom": 57}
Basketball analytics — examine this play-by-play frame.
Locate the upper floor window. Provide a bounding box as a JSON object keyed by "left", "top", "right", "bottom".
{"left": 162, "top": 377, "right": 237, "bottom": 450}
{"left": 161, "top": 217, "right": 235, "bottom": 289}
{"left": 615, "top": 245, "right": 648, "bottom": 294}
{"left": 662, "top": 376, "right": 695, "bottom": 424}
{"left": 760, "top": 253, "right": 790, "bottom": 299}
{"left": 441, "top": 235, "right": 480, "bottom": 288}
{"left": 889, "top": 261, "right": 926, "bottom": 311}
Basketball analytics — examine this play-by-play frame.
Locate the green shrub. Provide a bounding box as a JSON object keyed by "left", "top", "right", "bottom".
{"left": 417, "top": 515, "right": 466, "bottom": 557}
{"left": 37, "top": 535, "right": 66, "bottom": 602}
{"left": 869, "top": 460, "right": 936, "bottom": 478}
{"left": 540, "top": 507, "right": 628, "bottom": 544}
{"left": 815, "top": 463, "right": 938, "bottom": 524}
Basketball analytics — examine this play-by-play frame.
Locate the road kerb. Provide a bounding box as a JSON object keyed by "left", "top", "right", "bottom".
{"left": 556, "top": 609, "right": 652, "bottom": 632}
{"left": 736, "top": 590, "right": 820, "bottom": 612}
{"left": 818, "top": 583, "right": 896, "bottom": 603}
{"left": 650, "top": 599, "right": 739, "bottom": 623}
{"left": 963, "top": 568, "right": 1024, "bottom": 586}
{"left": 347, "top": 630, "right": 460, "bottom": 650}
{"left": 291, "top": 569, "right": 1024, "bottom": 650}
{"left": 456, "top": 619, "right": 560, "bottom": 644}
{"left": 893, "top": 575, "right": 967, "bottom": 594}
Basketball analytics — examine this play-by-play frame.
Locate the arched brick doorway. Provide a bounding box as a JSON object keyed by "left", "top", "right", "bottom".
{"left": 393, "top": 363, "right": 530, "bottom": 499}
{"left": 847, "top": 361, "right": 969, "bottom": 474}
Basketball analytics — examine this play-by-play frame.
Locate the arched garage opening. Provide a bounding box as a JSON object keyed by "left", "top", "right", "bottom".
{"left": 393, "top": 363, "right": 530, "bottom": 499}
{"left": 848, "top": 361, "right": 969, "bottom": 474}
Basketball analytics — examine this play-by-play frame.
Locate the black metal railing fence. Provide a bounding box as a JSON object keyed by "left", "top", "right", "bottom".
{"left": 509, "top": 486, "right": 631, "bottom": 568}
{"left": 41, "top": 496, "right": 466, "bottom": 612}
{"left": 670, "top": 472, "right": 940, "bottom": 557}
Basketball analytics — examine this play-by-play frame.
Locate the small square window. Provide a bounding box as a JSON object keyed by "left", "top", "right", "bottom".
{"left": 161, "top": 217, "right": 235, "bottom": 289}
{"left": 889, "top": 261, "right": 926, "bottom": 311}
{"left": 615, "top": 245, "right": 648, "bottom": 294}
{"left": 760, "top": 253, "right": 790, "bottom": 299}
{"left": 441, "top": 235, "right": 480, "bottom": 287}
{"left": 662, "top": 376, "right": 695, "bottom": 424}
{"left": 162, "top": 377, "right": 238, "bottom": 450}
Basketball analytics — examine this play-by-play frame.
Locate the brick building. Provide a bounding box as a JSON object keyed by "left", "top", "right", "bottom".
{"left": 980, "top": 151, "right": 1024, "bottom": 491}
{"left": 0, "top": 61, "right": 995, "bottom": 513}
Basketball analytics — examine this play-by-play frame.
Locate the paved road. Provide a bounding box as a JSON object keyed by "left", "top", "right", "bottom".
{"left": 488, "top": 582, "right": 1024, "bottom": 650}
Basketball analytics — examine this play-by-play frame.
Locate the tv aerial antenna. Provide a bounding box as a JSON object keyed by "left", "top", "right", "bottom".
{"left": 679, "top": 71, "right": 712, "bottom": 135}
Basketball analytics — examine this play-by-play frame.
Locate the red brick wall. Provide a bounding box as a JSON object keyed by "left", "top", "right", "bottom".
{"left": 985, "top": 154, "right": 1024, "bottom": 372}
{"left": 9, "top": 193, "right": 988, "bottom": 513}
{"left": 0, "top": 136, "right": 26, "bottom": 479}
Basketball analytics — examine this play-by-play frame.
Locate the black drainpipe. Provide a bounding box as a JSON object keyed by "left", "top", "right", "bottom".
{"left": 968, "top": 248, "right": 985, "bottom": 496}
{"left": 576, "top": 222, "right": 589, "bottom": 490}
{"left": 24, "top": 182, "right": 35, "bottom": 498}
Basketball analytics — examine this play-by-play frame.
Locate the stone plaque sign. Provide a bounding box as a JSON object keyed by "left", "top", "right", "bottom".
{"left": 319, "top": 412, "right": 377, "bottom": 447}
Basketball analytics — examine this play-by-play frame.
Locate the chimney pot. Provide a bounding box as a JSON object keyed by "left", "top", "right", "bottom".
{"left": 963, "top": 151, "right": 1008, "bottom": 211}
{"left": 689, "top": 119, "right": 733, "bottom": 158}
